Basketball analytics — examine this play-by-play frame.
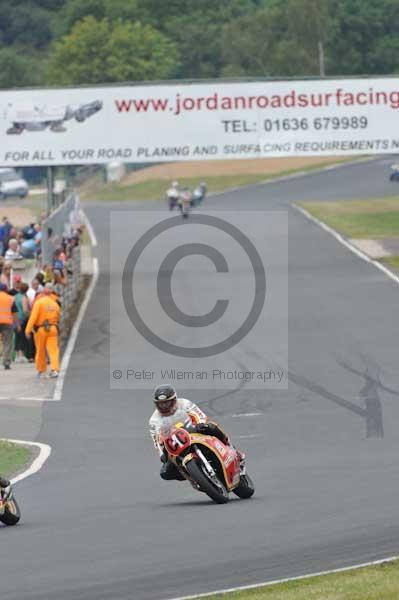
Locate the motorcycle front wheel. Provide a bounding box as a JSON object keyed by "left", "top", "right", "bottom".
{"left": 233, "top": 473, "right": 255, "bottom": 499}
{"left": 186, "top": 459, "right": 229, "bottom": 504}
{"left": 0, "top": 497, "right": 21, "bottom": 526}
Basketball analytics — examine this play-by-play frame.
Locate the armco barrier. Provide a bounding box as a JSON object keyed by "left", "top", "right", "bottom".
{"left": 41, "top": 192, "right": 85, "bottom": 342}
{"left": 59, "top": 245, "right": 82, "bottom": 336}
{"left": 41, "top": 192, "right": 82, "bottom": 265}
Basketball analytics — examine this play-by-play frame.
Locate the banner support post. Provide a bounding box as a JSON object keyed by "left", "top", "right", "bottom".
{"left": 47, "top": 166, "right": 54, "bottom": 216}
{"left": 318, "top": 41, "right": 325, "bottom": 77}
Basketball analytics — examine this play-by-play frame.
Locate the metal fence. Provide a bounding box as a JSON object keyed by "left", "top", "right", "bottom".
{"left": 41, "top": 192, "right": 82, "bottom": 265}
{"left": 40, "top": 191, "right": 85, "bottom": 341}
{"left": 58, "top": 245, "right": 82, "bottom": 336}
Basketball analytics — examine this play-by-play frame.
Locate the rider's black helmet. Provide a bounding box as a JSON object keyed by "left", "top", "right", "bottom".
{"left": 154, "top": 384, "right": 177, "bottom": 415}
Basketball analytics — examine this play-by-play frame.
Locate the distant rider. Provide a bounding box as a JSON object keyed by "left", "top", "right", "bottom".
{"left": 166, "top": 181, "right": 180, "bottom": 210}
{"left": 192, "top": 181, "right": 207, "bottom": 206}
{"left": 178, "top": 188, "right": 192, "bottom": 218}
{"left": 149, "top": 384, "right": 244, "bottom": 481}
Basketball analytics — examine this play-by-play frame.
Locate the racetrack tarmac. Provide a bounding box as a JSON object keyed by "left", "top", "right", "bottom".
{"left": 1, "top": 156, "right": 399, "bottom": 600}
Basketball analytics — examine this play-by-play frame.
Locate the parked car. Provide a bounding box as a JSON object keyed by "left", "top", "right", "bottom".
{"left": 0, "top": 168, "right": 29, "bottom": 199}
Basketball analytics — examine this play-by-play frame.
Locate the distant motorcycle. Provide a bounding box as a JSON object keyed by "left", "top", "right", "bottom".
{"left": 191, "top": 183, "right": 207, "bottom": 207}
{"left": 0, "top": 483, "right": 21, "bottom": 526}
{"left": 389, "top": 164, "right": 399, "bottom": 181}
{"left": 160, "top": 419, "right": 255, "bottom": 504}
{"left": 179, "top": 189, "right": 192, "bottom": 219}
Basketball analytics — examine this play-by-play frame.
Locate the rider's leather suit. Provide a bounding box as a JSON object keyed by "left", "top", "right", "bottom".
{"left": 149, "top": 398, "right": 207, "bottom": 458}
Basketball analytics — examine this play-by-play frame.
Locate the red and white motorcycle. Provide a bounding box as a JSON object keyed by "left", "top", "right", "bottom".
{"left": 160, "top": 420, "right": 255, "bottom": 504}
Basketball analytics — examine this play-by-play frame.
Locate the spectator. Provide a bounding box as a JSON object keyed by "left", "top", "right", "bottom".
{"left": 22, "top": 223, "right": 36, "bottom": 240}
{"left": 43, "top": 264, "right": 54, "bottom": 284}
{"left": 5, "top": 238, "right": 22, "bottom": 261}
{"left": 0, "top": 262, "right": 11, "bottom": 288}
{"left": 53, "top": 247, "right": 66, "bottom": 270}
{"left": 34, "top": 224, "right": 42, "bottom": 243}
{"left": 1, "top": 217, "right": 12, "bottom": 252}
{"left": 20, "top": 237, "right": 37, "bottom": 259}
{"left": 0, "top": 282, "right": 20, "bottom": 370}
{"left": 8, "top": 227, "right": 18, "bottom": 243}
{"left": 8, "top": 273, "right": 22, "bottom": 296}
{"left": 27, "top": 277, "right": 43, "bottom": 308}
{"left": 35, "top": 271, "right": 45, "bottom": 287}
{"left": 53, "top": 268, "right": 66, "bottom": 289}
{"left": 14, "top": 282, "right": 30, "bottom": 362}
{"left": 0, "top": 221, "right": 5, "bottom": 256}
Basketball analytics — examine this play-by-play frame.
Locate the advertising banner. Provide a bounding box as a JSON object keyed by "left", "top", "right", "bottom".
{"left": 2, "top": 78, "right": 399, "bottom": 166}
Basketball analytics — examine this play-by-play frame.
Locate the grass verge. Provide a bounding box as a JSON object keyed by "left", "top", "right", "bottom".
{"left": 380, "top": 256, "right": 399, "bottom": 270}
{"left": 0, "top": 440, "right": 32, "bottom": 477}
{"left": 191, "top": 560, "right": 399, "bottom": 600}
{"left": 81, "top": 159, "right": 356, "bottom": 202}
{"left": 299, "top": 197, "right": 399, "bottom": 238}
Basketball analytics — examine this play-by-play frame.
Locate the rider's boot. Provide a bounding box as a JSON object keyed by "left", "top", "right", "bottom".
{"left": 235, "top": 449, "right": 246, "bottom": 475}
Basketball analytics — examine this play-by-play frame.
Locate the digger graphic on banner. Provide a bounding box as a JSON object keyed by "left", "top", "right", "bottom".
{"left": 2, "top": 100, "right": 102, "bottom": 134}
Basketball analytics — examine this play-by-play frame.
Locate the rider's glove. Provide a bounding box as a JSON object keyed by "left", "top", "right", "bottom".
{"left": 195, "top": 423, "right": 210, "bottom": 435}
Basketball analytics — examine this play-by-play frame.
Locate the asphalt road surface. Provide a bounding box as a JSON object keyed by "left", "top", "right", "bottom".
{"left": 1, "top": 156, "right": 399, "bottom": 600}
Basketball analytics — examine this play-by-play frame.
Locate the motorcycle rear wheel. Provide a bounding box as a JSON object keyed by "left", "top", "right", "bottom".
{"left": 233, "top": 474, "right": 255, "bottom": 499}
{"left": 186, "top": 459, "right": 229, "bottom": 504}
{"left": 0, "top": 497, "right": 21, "bottom": 526}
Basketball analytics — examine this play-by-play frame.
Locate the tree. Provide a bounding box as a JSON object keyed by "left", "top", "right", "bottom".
{"left": 158, "top": 0, "right": 260, "bottom": 78}
{"left": 138, "top": 0, "right": 258, "bottom": 26}
{"left": 56, "top": 0, "right": 140, "bottom": 36}
{"left": 106, "top": 21, "right": 179, "bottom": 82}
{"left": 47, "top": 16, "right": 179, "bottom": 85}
{"left": 221, "top": 0, "right": 329, "bottom": 78}
{"left": 326, "top": 0, "right": 399, "bottom": 75}
{"left": 0, "top": 47, "right": 39, "bottom": 88}
{"left": 0, "top": 2, "right": 53, "bottom": 49}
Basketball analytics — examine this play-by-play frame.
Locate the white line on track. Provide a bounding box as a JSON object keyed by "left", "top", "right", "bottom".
{"left": 294, "top": 204, "right": 399, "bottom": 286}
{"left": 231, "top": 413, "right": 263, "bottom": 418}
{"left": 0, "top": 396, "right": 57, "bottom": 403}
{"left": 53, "top": 255, "right": 99, "bottom": 401}
{"left": 166, "top": 555, "right": 399, "bottom": 600}
{"left": 53, "top": 205, "right": 99, "bottom": 402}
{"left": 1, "top": 438, "right": 52, "bottom": 485}
{"left": 80, "top": 207, "right": 98, "bottom": 247}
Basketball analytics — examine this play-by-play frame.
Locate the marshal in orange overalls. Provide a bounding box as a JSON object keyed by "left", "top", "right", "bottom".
{"left": 25, "top": 291, "right": 61, "bottom": 374}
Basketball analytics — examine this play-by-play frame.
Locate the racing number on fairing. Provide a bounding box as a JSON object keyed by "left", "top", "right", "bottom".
{"left": 165, "top": 429, "right": 191, "bottom": 455}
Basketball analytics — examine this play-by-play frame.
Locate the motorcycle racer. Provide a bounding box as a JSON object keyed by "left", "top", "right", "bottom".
{"left": 149, "top": 384, "right": 244, "bottom": 481}
{"left": 166, "top": 181, "right": 180, "bottom": 210}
